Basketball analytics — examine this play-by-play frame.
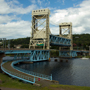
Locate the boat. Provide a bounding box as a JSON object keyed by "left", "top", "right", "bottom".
{"left": 81, "top": 57, "right": 89, "bottom": 59}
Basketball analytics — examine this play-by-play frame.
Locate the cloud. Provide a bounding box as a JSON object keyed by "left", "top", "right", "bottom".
{"left": 50, "top": 0, "right": 90, "bottom": 34}
{"left": 0, "top": 0, "right": 90, "bottom": 40}
{"left": 0, "top": 0, "right": 37, "bottom": 39}
{"left": 0, "top": 20, "right": 31, "bottom": 39}
{"left": 50, "top": 27, "right": 59, "bottom": 35}
{"left": 0, "top": 15, "right": 20, "bottom": 24}
{"left": 57, "top": 0, "right": 65, "bottom": 5}
{"left": 38, "top": 0, "right": 42, "bottom": 6}
{"left": 30, "top": 0, "right": 36, "bottom": 4}
{"left": 0, "top": 0, "right": 37, "bottom": 14}
{"left": 45, "top": 0, "right": 50, "bottom": 6}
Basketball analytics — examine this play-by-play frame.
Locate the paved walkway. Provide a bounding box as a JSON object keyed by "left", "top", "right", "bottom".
{"left": 2, "top": 61, "right": 35, "bottom": 81}
{"left": 2, "top": 61, "right": 58, "bottom": 87}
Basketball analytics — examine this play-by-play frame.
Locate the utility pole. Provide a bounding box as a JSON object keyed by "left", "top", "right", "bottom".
{"left": 2, "top": 38, "right": 6, "bottom": 51}
{"left": 8, "top": 40, "right": 10, "bottom": 50}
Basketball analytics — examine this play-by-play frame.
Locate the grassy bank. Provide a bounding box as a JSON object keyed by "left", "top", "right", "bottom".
{"left": 0, "top": 73, "right": 90, "bottom": 90}
{"left": 76, "top": 55, "right": 90, "bottom": 58}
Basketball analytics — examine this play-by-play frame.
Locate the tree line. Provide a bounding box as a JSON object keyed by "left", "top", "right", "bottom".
{"left": 0, "top": 34, "right": 90, "bottom": 50}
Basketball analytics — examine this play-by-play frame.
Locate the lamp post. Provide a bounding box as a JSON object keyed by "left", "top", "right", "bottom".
{"left": 8, "top": 40, "right": 10, "bottom": 50}
{"left": 2, "top": 38, "right": 6, "bottom": 51}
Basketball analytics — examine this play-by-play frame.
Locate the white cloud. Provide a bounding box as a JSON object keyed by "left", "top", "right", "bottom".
{"left": 38, "top": 0, "right": 42, "bottom": 6}
{"left": 0, "top": 0, "right": 90, "bottom": 40}
{"left": 0, "top": 0, "right": 37, "bottom": 39}
{"left": 0, "top": 0, "right": 37, "bottom": 14}
{"left": 0, "top": 0, "right": 35, "bottom": 39}
{"left": 50, "top": 27, "right": 59, "bottom": 35}
{"left": 50, "top": 0, "right": 90, "bottom": 34}
{"left": 57, "top": 0, "right": 65, "bottom": 5}
{"left": 0, "top": 21, "right": 31, "bottom": 39}
{"left": 45, "top": 0, "right": 50, "bottom": 6}
{"left": 73, "top": 26, "right": 85, "bottom": 34}
{"left": 30, "top": 0, "right": 36, "bottom": 4}
{"left": 0, "top": 15, "right": 20, "bottom": 24}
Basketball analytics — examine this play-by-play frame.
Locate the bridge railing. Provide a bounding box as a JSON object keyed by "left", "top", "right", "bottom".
{"left": 1, "top": 62, "right": 35, "bottom": 84}
{"left": 12, "top": 60, "right": 52, "bottom": 81}
{"left": 13, "top": 66, "right": 52, "bottom": 81}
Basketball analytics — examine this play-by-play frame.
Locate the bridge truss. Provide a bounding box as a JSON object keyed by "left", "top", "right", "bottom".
{"left": 28, "top": 8, "right": 74, "bottom": 58}
{"left": 29, "top": 8, "right": 50, "bottom": 49}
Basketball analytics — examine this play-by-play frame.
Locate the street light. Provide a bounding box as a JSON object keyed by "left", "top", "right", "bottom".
{"left": 8, "top": 40, "right": 10, "bottom": 50}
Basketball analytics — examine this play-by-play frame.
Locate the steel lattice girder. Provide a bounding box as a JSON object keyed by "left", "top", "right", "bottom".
{"left": 50, "top": 35, "right": 71, "bottom": 46}
{"left": 5, "top": 50, "right": 50, "bottom": 61}
{"left": 59, "top": 51, "right": 77, "bottom": 57}
{"left": 29, "top": 50, "right": 50, "bottom": 61}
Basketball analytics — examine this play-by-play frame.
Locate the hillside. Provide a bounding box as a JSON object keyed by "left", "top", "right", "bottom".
{"left": 1, "top": 34, "right": 90, "bottom": 50}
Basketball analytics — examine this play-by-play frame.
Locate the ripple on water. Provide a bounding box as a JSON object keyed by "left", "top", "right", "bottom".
{"left": 16, "top": 58, "right": 90, "bottom": 86}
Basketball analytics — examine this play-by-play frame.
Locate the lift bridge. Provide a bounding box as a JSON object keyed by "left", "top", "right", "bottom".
{"left": 0, "top": 8, "right": 88, "bottom": 85}
{"left": 0, "top": 8, "right": 77, "bottom": 63}
{"left": 28, "top": 8, "right": 77, "bottom": 60}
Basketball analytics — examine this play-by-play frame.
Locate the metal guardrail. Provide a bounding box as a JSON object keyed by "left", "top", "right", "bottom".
{"left": 1, "top": 62, "right": 35, "bottom": 84}
{"left": 12, "top": 60, "right": 52, "bottom": 81}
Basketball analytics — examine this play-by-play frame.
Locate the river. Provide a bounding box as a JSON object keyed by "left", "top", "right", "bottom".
{"left": 3, "top": 57, "right": 90, "bottom": 86}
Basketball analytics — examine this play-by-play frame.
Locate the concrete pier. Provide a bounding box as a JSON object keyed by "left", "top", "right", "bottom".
{"left": 0, "top": 52, "right": 5, "bottom": 73}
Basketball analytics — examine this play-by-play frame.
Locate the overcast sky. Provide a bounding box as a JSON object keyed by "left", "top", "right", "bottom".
{"left": 0, "top": 0, "right": 90, "bottom": 39}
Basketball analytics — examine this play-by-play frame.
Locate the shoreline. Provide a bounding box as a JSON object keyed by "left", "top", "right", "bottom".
{"left": 0, "top": 72, "right": 90, "bottom": 90}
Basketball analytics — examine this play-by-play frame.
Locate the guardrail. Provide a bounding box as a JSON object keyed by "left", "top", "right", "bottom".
{"left": 1, "top": 62, "right": 35, "bottom": 84}
{"left": 12, "top": 60, "right": 52, "bottom": 81}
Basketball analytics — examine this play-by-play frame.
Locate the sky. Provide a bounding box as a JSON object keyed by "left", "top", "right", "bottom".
{"left": 0, "top": 0, "right": 90, "bottom": 39}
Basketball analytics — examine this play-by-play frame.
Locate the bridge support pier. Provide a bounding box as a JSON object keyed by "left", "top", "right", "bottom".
{"left": 0, "top": 53, "right": 5, "bottom": 73}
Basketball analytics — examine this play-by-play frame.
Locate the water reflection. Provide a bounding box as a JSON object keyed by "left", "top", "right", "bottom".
{"left": 16, "top": 58, "right": 90, "bottom": 86}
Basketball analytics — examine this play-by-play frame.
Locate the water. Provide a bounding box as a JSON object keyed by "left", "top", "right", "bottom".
{"left": 9, "top": 58, "right": 90, "bottom": 86}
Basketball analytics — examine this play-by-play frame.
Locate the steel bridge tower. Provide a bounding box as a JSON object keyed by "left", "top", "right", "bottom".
{"left": 29, "top": 8, "right": 51, "bottom": 49}
{"left": 59, "top": 22, "right": 73, "bottom": 50}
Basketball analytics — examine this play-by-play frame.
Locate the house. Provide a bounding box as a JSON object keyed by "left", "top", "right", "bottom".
{"left": 14, "top": 45, "right": 22, "bottom": 49}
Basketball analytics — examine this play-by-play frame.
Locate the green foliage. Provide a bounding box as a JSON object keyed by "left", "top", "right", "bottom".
{"left": 2, "top": 34, "right": 90, "bottom": 49}
{"left": 50, "top": 51, "right": 59, "bottom": 57}
{"left": 51, "top": 84, "right": 90, "bottom": 90}
{"left": 21, "top": 44, "right": 29, "bottom": 48}
{"left": 73, "top": 34, "right": 90, "bottom": 50}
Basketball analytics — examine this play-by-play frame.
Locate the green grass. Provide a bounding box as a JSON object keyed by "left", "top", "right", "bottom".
{"left": 0, "top": 73, "right": 49, "bottom": 90}
{"left": 0, "top": 73, "right": 90, "bottom": 90}
{"left": 51, "top": 84, "right": 90, "bottom": 90}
